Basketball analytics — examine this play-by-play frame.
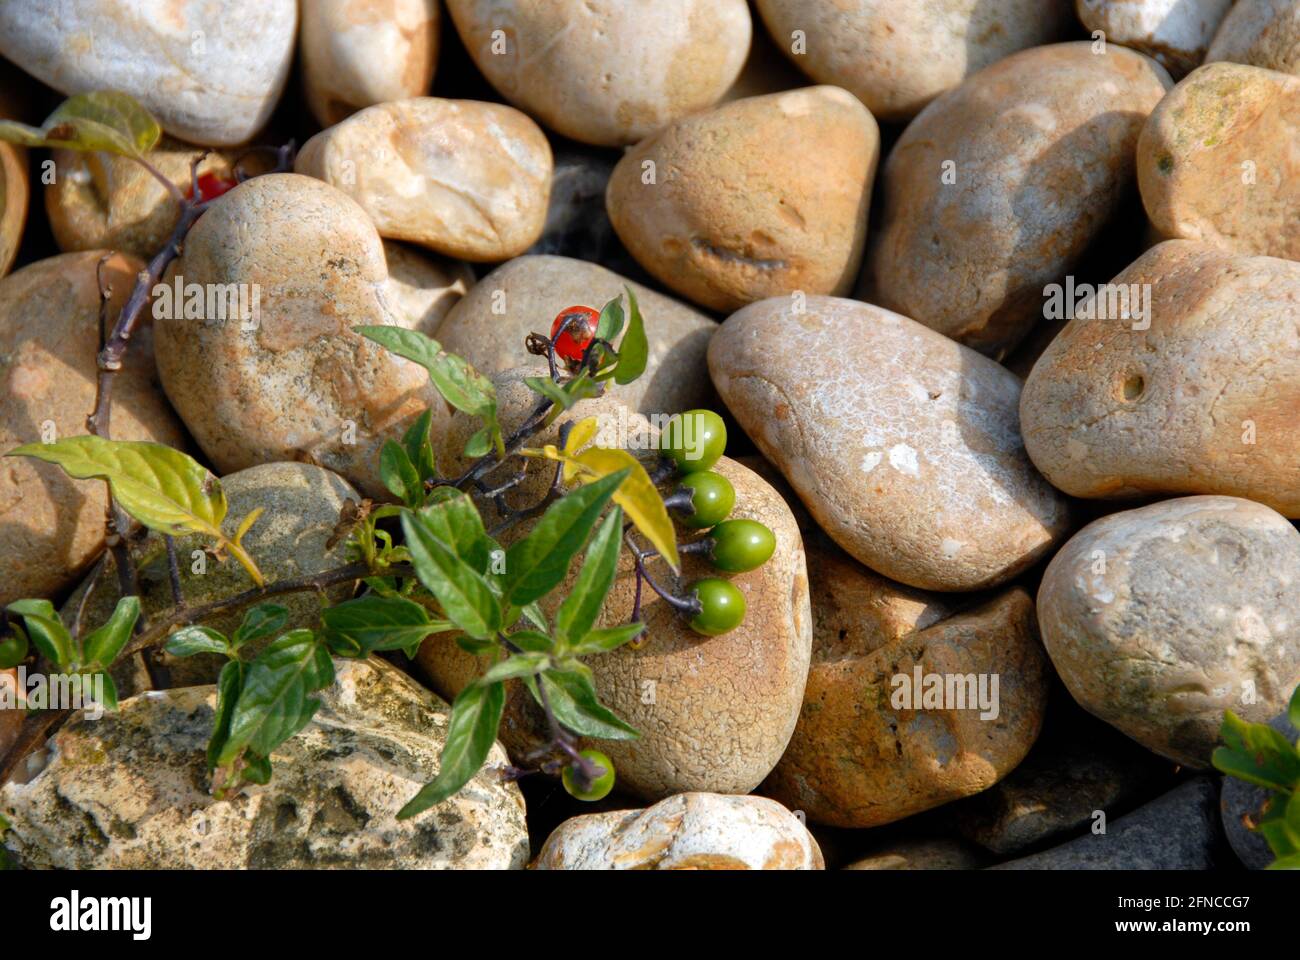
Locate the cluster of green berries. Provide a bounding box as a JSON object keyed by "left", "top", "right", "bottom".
{"left": 661, "top": 409, "right": 776, "bottom": 637}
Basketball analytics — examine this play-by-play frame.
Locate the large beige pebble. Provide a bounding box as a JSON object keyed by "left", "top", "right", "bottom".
{"left": 420, "top": 383, "right": 811, "bottom": 801}
{"left": 0, "top": 252, "right": 186, "bottom": 605}
{"left": 300, "top": 0, "right": 439, "bottom": 128}
{"left": 763, "top": 588, "right": 1050, "bottom": 827}
{"left": 434, "top": 255, "right": 717, "bottom": 416}
{"left": 0, "top": 0, "right": 296, "bottom": 146}
{"left": 755, "top": 0, "right": 1073, "bottom": 122}
{"left": 445, "top": 0, "right": 751, "bottom": 147}
{"left": 709, "top": 296, "right": 1071, "bottom": 592}
{"left": 45, "top": 137, "right": 252, "bottom": 259}
{"left": 1020, "top": 240, "right": 1300, "bottom": 517}
{"left": 383, "top": 241, "right": 475, "bottom": 338}
{"left": 295, "top": 98, "right": 551, "bottom": 262}
{"left": 1077, "top": 0, "right": 1232, "bottom": 76}
{"left": 606, "top": 87, "right": 878, "bottom": 313}
{"left": 0, "top": 658, "right": 529, "bottom": 868}
{"left": 534, "top": 793, "right": 822, "bottom": 870}
{"left": 153, "top": 174, "right": 441, "bottom": 499}
{"left": 62, "top": 462, "right": 359, "bottom": 691}
{"left": 0, "top": 140, "right": 24, "bottom": 279}
{"left": 863, "top": 42, "right": 1171, "bottom": 358}
{"left": 1138, "top": 62, "right": 1300, "bottom": 261}
{"left": 1207, "top": 0, "right": 1300, "bottom": 75}
{"left": 1038, "top": 496, "right": 1300, "bottom": 768}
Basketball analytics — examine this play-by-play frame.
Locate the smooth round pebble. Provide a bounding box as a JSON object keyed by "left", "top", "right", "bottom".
{"left": 606, "top": 87, "right": 879, "bottom": 313}
{"left": 295, "top": 98, "right": 552, "bottom": 262}
{"left": 1037, "top": 496, "right": 1300, "bottom": 768}
{"left": 1207, "top": 0, "right": 1300, "bottom": 75}
{"left": 444, "top": 0, "right": 752, "bottom": 146}
{"left": 1077, "top": 0, "right": 1232, "bottom": 76}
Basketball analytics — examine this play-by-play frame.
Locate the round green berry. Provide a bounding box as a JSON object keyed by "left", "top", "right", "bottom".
{"left": 562, "top": 749, "right": 616, "bottom": 801}
{"left": 709, "top": 519, "right": 776, "bottom": 573}
{"left": 661, "top": 409, "right": 726, "bottom": 472}
{"left": 687, "top": 578, "right": 746, "bottom": 636}
{"left": 674, "top": 471, "right": 735, "bottom": 528}
{"left": 0, "top": 630, "right": 28, "bottom": 670}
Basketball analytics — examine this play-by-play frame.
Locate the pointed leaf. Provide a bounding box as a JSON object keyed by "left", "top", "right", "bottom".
{"left": 480, "top": 652, "right": 549, "bottom": 684}
{"left": 402, "top": 408, "right": 438, "bottom": 483}
{"left": 81, "top": 596, "right": 141, "bottom": 669}
{"left": 398, "top": 680, "right": 505, "bottom": 819}
{"left": 569, "top": 623, "right": 646, "bottom": 656}
{"left": 380, "top": 439, "right": 422, "bottom": 507}
{"left": 320, "top": 594, "right": 455, "bottom": 657}
{"left": 571, "top": 446, "right": 679, "bottom": 572}
{"left": 614, "top": 286, "right": 648, "bottom": 385}
{"left": 165, "top": 625, "right": 230, "bottom": 659}
{"left": 401, "top": 510, "right": 501, "bottom": 640}
{"left": 555, "top": 507, "right": 623, "bottom": 647}
{"left": 6, "top": 599, "right": 74, "bottom": 668}
{"left": 231, "top": 604, "right": 289, "bottom": 652}
{"left": 595, "top": 295, "right": 625, "bottom": 342}
{"left": 536, "top": 669, "right": 639, "bottom": 741}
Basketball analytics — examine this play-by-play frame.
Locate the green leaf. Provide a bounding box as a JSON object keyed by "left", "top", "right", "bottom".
{"left": 6, "top": 599, "right": 74, "bottom": 668}
{"left": 380, "top": 439, "right": 423, "bottom": 507}
{"left": 1267, "top": 853, "right": 1300, "bottom": 870}
{"left": 216, "top": 630, "right": 334, "bottom": 769}
{"left": 398, "top": 680, "right": 505, "bottom": 820}
{"left": 464, "top": 427, "right": 492, "bottom": 458}
{"left": 1213, "top": 711, "right": 1300, "bottom": 791}
{"left": 0, "top": 91, "right": 160, "bottom": 158}
{"left": 81, "top": 596, "right": 141, "bottom": 669}
{"left": 569, "top": 623, "right": 646, "bottom": 656}
{"left": 595, "top": 295, "right": 625, "bottom": 342}
{"left": 320, "top": 594, "right": 454, "bottom": 658}
{"left": 92, "top": 672, "right": 119, "bottom": 711}
{"left": 402, "top": 408, "right": 438, "bottom": 483}
{"left": 536, "top": 668, "right": 639, "bottom": 740}
{"left": 567, "top": 446, "right": 679, "bottom": 572}
{"left": 555, "top": 507, "right": 623, "bottom": 648}
{"left": 240, "top": 753, "right": 273, "bottom": 786}
{"left": 614, "top": 286, "right": 648, "bottom": 385}
{"left": 524, "top": 373, "right": 601, "bottom": 412}
{"left": 1290, "top": 684, "right": 1300, "bottom": 733}
{"left": 416, "top": 492, "right": 492, "bottom": 574}
{"left": 208, "top": 660, "right": 244, "bottom": 771}
{"left": 480, "top": 652, "right": 549, "bottom": 684}
{"left": 165, "top": 625, "right": 230, "bottom": 659}
{"left": 401, "top": 510, "right": 502, "bottom": 640}
{"left": 231, "top": 604, "right": 289, "bottom": 652}
{"left": 502, "top": 470, "right": 626, "bottom": 605}
{"left": 508, "top": 629, "right": 553, "bottom": 654}
{"left": 7, "top": 436, "right": 226, "bottom": 539}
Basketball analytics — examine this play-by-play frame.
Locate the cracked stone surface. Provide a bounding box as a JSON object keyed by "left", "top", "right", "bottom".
{"left": 0, "top": 658, "right": 529, "bottom": 869}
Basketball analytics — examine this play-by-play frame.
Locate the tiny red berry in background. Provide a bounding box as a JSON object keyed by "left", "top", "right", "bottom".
{"left": 188, "top": 171, "right": 238, "bottom": 203}
{"left": 550, "top": 305, "right": 601, "bottom": 365}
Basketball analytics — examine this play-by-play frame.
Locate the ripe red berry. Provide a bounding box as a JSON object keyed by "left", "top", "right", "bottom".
{"left": 550, "top": 305, "right": 601, "bottom": 366}
{"left": 188, "top": 171, "right": 238, "bottom": 203}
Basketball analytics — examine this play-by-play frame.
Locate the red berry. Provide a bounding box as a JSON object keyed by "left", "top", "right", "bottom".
{"left": 188, "top": 171, "right": 238, "bottom": 203}
{"left": 549, "top": 306, "right": 600, "bottom": 365}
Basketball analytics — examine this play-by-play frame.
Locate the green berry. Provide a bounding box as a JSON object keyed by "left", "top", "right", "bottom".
{"left": 562, "top": 748, "right": 616, "bottom": 801}
{"left": 687, "top": 578, "right": 746, "bottom": 636}
{"left": 661, "top": 409, "right": 726, "bottom": 472}
{"left": 0, "top": 630, "right": 28, "bottom": 670}
{"left": 709, "top": 519, "right": 776, "bottom": 573}
{"left": 674, "top": 471, "right": 735, "bottom": 528}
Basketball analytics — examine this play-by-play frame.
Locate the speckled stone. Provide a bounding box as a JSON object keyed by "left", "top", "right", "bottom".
{"left": 383, "top": 241, "right": 475, "bottom": 338}
{"left": 0, "top": 657, "right": 529, "bottom": 869}
{"left": 709, "top": 295, "right": 1071, "bottom": 591}
{"left": 295, "top": 98, "right": 552, "bottom": 262}
{"left": 153, "top": 173, "right": 441, "bottom": 499}
{"left": 46, "top": 137, "right": 257, "bottom": 260}
{"left": 863, "top": 42, "right": 1171, "bottom": 357}
{"left": 0, "top": 0, "right": 296, "bottom": 146}
{"left": 444, "top": 0, "right": 752, "bottom": 147}
{"left": 534, "top": 793, "right": 822, "bottom": 869}
{"left": 1077, "top": 0, "right": 1232, "bottom": 76}
{"left": 62, "top": 462, "right": 360, "bottom": 692}
{"left": 299, "top": 0, "right": 439, "bottom": 128}
{"left": 991, "top": 776, "right": 1220, "bottom": 869}
{"left": 0, "top": 252, "right": 187, "bottom": 605}
{"left": 434, "top": 255, "right": 717, "bottom": 417}
{"left": 1207, "top": 0, "right": 1300, "bottom": 76}
{"left": 1020, "top": 241, "right": 1300, "bottom": 517}
{"left": 1038, "top": 496, "right": 1300, "bottom": 768}
{"left": 1139, "top": 63, "right": 1300, "bottom": 261}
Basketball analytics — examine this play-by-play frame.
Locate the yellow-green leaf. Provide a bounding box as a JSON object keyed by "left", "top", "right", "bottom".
{"left": 8, "top": 436, "right": 226, "bottom": 538}
{"left": 571, "top": 447, "right": 679, "bottom": 572}
{"left": 564, "top": 416, "right": 600, "bottom": 456}
{"left": 0, "top": 91, "right": 160, "bottom": 158}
